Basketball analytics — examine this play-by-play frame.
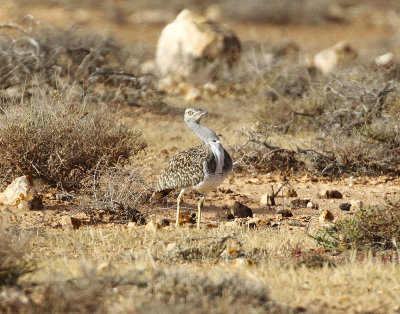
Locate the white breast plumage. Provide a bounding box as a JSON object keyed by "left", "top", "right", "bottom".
{"left": 193, "top": 142, "right": 226, "bottom": 194}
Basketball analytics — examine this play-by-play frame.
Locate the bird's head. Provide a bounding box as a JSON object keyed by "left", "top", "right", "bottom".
{"left": 184, "top": 108, "right": 207, "bottom": 124}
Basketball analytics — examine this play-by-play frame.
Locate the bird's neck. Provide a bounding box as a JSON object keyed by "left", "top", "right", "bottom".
{"left": 186, "top": 120, "right": 219, "bottom": 144}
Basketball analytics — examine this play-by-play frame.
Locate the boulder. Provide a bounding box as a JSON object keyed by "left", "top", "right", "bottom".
{"left": 313, "top": 41, "right": 357, "bottom": 74}
{"left": 155, "top": 9, "right": 241, "bottom": 82}
{"left": 0, "top": 175, "right": 37, "bottom": 210}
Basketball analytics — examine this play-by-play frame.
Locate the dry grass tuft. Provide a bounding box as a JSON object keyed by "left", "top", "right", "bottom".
{"left": 0, "top": 222, "right": 35, "bottom": 286}
{"left": 82, "top": 165, "right": 149, "bottom": 223}
{"left": 0, "top": 94, "right": 145, "bottom": 189}
{"left": 0, "top": 25, "right": 166, "bottom": 111}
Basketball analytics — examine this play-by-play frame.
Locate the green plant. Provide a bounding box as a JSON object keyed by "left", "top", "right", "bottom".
{"left": 316, "top": 201, "right": 400, "bottom": 251}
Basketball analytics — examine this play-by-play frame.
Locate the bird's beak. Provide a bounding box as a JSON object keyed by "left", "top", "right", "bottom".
{"left": 202, "top": 110, "right": 208, "bottom": 115}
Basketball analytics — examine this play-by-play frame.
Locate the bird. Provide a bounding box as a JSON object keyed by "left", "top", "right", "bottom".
{"left": 153, "top": 108, "right": 233, "bottom": 229}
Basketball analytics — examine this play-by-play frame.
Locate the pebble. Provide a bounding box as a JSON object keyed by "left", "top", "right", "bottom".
{"left": 291, "top": 198, "right": 311, "bottom": 208}
{"left": 350, "top": 199, "right": 363, "bottom": 209}
{"left": 145, "top": 220, "right": 162, "bottom": 231}
{"left": 339, "top": 203, "right": 351, "bottom": 211}
{"left": 232, "top": 258, "right": 253, "bottom": 267}
{"left": 277, "top": 208, "right": 293, "bottom": 217}
{"left": 283, "top": 187, "right": 298, "bottom": 197}
{"left": 306, "top": 201, "right": 319, "bottom": 210}
{"left": 157, "top": 218, "right": 170, "bottom": 227}
{"left": 287, "top": 219, "right": 304, "bottom": 227}
{"left": 260, "top": 193, "right": 270, "bottom": 206}
{"left": 319, "top": 210, "right": 334, "bottom": 223}
{"left": 55, "top": 193, "right": 74, "bottom": 201}
{"left": 231, "top": 201, "right": 253, "bottom": 218}
{"left": 317, "top": 189, "right": 343, "bottom": 199}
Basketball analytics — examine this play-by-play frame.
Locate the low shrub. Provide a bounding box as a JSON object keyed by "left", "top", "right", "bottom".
{"left": 316, "top": 200, "right": 400, "bottom": 251}
{"left": 0, "top": 93, "right": 145, "bottom": 189}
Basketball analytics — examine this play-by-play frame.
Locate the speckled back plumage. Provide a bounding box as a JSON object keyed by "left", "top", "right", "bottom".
{"left": 155, "top": 145, "right": 214, "bottom": 194}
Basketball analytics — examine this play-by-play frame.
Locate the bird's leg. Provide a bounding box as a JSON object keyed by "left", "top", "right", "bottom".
{"left": 197, "top": 195, "right": 205, "bottom": 229}
{"left": 176, "top": 189, "right": 185, "bottom": 227}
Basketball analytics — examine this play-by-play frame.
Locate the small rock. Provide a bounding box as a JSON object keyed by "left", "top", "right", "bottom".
{"left": 55, "top": 193, "right": 74, "bottom": 201}
{"left": 271, "top": 222, "right": 280, "bottom": 227}
{"left": 287, "top": 219, "right": 304, "bottom": 227}
{"left": 277, "top": 208, "right": 293, "bottom": 217}
{"left": 227, "top": 212, "right": 235, "bottom": 220}
{"left": 127, "top": 221, "right": 137, "bottom": 229}
{"left": 166, "top": 243, "right": 179, "bottom": 252}
{"left": 31, "top": 194, "right": 43, "bottom": 210}
{"left": 157, "top": 218, "right": 170, "bottom": 227}
{"left": 221, "top": 248, "right": 241, "bottom": 259}
{"left": 375, "top": 52, "right": 394, "bottom": 66}
{"left": 145, "top": 220, "right": 162, "bottom": 231}
{"left": 299, "top": 215, "right": 312, "bottom": 222}
{"left": 260, "top": 193, "right": 270, "bottom": 206}
{"left": 178, "top": 214, "right": 195, "bottom": 225}
{"left": 283, "top": 187, "right": 298, "bottom": 197}
{"left": 350, "top": 199, "right": 363, "bottom": 209}
{"left": 317, "top": 190, "right": 343, "bottom": 199}
{"left": 313, "top": 41, "right": 357, "bottom": 74}
{"left": 232, "top": 258, "right": 253, "bottom": 267}
{"left": 291, "top": 198, "right": 311, "bottom": 208}
{"left": 0, "top": 175, "right": 37, "bottom": 210}
{"left": 60, "top": 215, "right": 73, "bottom": 228}
{"left": 339, "top": 203, "right": 351, "bottom": 211}
{"left": 307, "top": 201, "right": 319, "bottom": 210}
{"left": 319, "top": 210, "right": 334, "bottom": 223}
{"left": 185, "top": 87, "right": 201, "bottom": 102}
{"left": 231, "top": 201, "right": 253, "bottom": 218}
{"left": 70, "top": 216, "right": 82, "bottom": 230}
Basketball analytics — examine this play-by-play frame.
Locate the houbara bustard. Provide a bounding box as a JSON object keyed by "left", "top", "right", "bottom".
{"left": 153, "top": 108, "right": 233, "bottom": 228}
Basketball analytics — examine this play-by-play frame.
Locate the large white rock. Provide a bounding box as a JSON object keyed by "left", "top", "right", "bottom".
{"left": 313, "top": 41, "right": 357, "bottom": 74}
{"left": 155, "top": 9, "right": 241, "bottom": 82}
{"left": 0, "top": 175, "right": 37, "bottom": 210}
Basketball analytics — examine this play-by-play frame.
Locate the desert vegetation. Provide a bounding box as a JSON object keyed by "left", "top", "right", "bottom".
{"left": 1, "top": 0, "right": 400, "bottom": 313}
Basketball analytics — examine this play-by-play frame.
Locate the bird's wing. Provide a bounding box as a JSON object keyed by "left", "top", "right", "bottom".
{"left": 155, "top": 145, "right": 213, "bottom": 193}
{"left": 222, "top": 148, "right": 233, "bottom": 175}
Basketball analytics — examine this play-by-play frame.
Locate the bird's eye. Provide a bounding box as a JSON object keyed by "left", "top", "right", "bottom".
{"left": 188, "top": 111, "right": 193, "bottom": 115}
